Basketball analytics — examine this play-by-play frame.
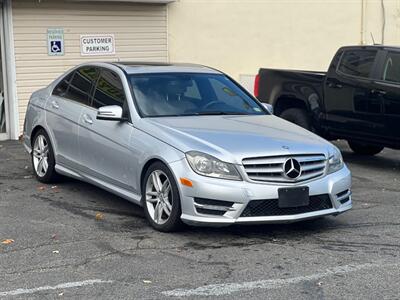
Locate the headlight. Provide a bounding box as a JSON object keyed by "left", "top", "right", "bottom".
{"left": 327, "top": 146, "right": 344, "bottom": 174}
{"left": 186, "top": 151, "right": 242, "bottom": 181}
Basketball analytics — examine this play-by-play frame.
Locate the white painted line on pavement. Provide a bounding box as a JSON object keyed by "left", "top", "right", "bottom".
{"left": 162, "top": 262, "right": 398, "bottom": 297}
{"left": 0, "top": 279, "right": 114, "bottom": 297}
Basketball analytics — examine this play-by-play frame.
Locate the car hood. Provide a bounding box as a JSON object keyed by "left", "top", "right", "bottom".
{"left": 138, "top": 115, "right": 332, "bottom": 164}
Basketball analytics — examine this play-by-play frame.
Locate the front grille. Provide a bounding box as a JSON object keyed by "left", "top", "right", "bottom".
{"left": 242, "top": 154, "right": 327, "bottom": 183}
{"left": 240, "top": 194, "right": 333, "bottom": 217}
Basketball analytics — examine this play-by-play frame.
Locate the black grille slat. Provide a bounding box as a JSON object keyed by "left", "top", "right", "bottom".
{"left": 194, "top": 198, "right": 234, "bottom": 207}
{"left": 240, "top": 194, "right": 333, "bottom": 217}
{"left": 336, "top": 189, "right": 349, "bottom": 198}
{"left": 196, "top": 208, "right": 226, "bottom": 216}
{"left": 340, "top": 197, "right": 350, "bottom": 204}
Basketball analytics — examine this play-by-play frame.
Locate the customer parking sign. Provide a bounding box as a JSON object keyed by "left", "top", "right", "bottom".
{"left": 47, "top": 28, "right": 64, "bottom": 56}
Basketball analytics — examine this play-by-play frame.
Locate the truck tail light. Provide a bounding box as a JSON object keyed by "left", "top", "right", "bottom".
{"left": 254, "top": 74, "right": 260, "bottom": 98}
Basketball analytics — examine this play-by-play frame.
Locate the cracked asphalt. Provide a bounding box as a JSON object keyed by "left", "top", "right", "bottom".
{"left": 0, "top": 140, "right": 399, "bottom": 299}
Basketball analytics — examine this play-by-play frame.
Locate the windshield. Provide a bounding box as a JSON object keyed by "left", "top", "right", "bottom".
{"left": 129, "top": 73, "right": 266, "bottom": 117}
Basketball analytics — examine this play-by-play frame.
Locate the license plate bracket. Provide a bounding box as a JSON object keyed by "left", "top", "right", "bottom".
{"left": 278, "top": 187, "right": 310, "bottom": 208}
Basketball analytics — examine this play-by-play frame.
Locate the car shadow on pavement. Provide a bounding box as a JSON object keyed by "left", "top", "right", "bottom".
{"left": 170, "top": 217, "right": 349, "bottom": 251}
{"left": 49, "top": 176, "right": 345, "bottom": 241}
{"left": 42, "top": 176, "right": 146, "bottom": 217}
{"left": 189, "top": 217, "right": 343, "bottom": 236}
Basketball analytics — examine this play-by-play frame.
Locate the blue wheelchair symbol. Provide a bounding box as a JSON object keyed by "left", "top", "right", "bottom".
{"left": 51, "top": 41, "right": 62, "bottom": 53}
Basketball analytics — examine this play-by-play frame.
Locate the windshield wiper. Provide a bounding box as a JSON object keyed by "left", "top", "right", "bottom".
{"left": 195, "top": 111, "right": 248, "bottom": 116}
{"left": 145, "top": 112, "right": 249, "bottom": 118}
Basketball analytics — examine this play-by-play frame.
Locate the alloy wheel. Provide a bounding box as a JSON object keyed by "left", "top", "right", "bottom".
{"left": 33, "top": 134, "right": 49, "bottom": 177}
{"left": 145, "top": 170, "right": 173, "bottom": 225}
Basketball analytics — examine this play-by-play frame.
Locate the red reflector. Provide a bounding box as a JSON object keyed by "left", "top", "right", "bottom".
{"left": 254, "top": 74, "right": 260, "bottom": 98}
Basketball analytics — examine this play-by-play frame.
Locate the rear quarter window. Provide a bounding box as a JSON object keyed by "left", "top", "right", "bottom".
{"left": 52, "top": 72, "right": 74, "bottom": 97}
{"left": 338, "top": 50, "right": 377, "bottom": 78}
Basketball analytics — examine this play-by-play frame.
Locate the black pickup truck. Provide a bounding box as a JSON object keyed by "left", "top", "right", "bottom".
{"left": 255, "top": 45, "right": 400, "bottom": 155}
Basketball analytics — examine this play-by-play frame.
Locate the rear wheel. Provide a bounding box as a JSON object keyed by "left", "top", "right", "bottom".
{"left": 280, "top": 108, "right": 312, "bottom": 131}
{"left": 142, "top": 162, "right": 183, "bottom": 232}
{"left": 347, "top": 141, "right": 384, "bottom": 156}
{"left": 31, "top": 129, "right": 58, "bottom": 183}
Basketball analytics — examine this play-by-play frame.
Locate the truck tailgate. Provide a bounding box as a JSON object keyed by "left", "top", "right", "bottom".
{"left": 256, "top": 68, "right": 326, "bottom": 103}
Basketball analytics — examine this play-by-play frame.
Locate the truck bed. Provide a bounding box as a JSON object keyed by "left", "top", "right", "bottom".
{"left": 257, "top": 68, "right": 326, "bottom": 105}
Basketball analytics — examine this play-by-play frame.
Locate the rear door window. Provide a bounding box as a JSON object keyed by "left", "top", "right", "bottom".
{"left": 65, "top": 67, "right": 99, "bottom": 106}
{"left": 338, "top": 50, "right": 377, "bottom": 78}
{"left": 381, "top": 51, "right": 400, "bottom": 84}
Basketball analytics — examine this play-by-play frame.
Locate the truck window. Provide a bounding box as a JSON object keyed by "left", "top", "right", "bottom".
{"left": 338, "top": 50, "right": 377, "bottom": 78}
{"left": 382, "top": 52, "right": 400, "bottom": 84}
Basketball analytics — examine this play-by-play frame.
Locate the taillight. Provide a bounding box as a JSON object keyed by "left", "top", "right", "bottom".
{"left": 254, "top": 74, "right": 260, "bottom": 98}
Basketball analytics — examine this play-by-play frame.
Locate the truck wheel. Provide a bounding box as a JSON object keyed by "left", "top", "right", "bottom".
{"left": 280, "top": 108, "right": 312, "bottom": 131}
{"left": 347, "top": 141, "right": 384, "bottom": 156}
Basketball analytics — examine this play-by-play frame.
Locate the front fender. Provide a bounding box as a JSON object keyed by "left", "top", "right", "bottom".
{"left": 131, "top": 127, "right": 185, "bottom": 194}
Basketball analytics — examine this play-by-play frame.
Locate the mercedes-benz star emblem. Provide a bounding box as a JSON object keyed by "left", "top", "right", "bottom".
{"left": 283, "top": 158, "right": 302, "bottom": 179}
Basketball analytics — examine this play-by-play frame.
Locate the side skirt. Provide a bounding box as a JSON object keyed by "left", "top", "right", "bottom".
{"left": 55, "top": 164, "right": 143, "bottom": 206}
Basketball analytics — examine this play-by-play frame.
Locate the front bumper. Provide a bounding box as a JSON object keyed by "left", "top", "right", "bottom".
{"left": 169, "top": 159, "right": 352, "bottom": 226}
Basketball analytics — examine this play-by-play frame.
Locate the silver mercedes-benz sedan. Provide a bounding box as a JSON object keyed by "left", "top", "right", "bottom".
{"left": 23, "top": 62, "right": 352, "bottom": 232}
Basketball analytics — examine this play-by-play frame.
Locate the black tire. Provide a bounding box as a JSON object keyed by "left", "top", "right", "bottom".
{"left": 347, "top": 141, "right": 384, "bottom": 156}
{"left": 280, "top": 108, "right": 312, "bottom": 131}
{"left": 142, "top": 162, "right": 183, "bottom": 232}
{"left": 31, "top": 129, "right": 59, "bottom": 183}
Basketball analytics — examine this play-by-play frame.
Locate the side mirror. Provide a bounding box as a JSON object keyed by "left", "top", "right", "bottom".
{"left": 96, "top": 105, "right": 125, "bottom": 121}
{"left": 262, "top": 103, "right": 274, "bottom": 114}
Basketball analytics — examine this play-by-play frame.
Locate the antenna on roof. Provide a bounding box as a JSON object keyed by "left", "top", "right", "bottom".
{"left": 370, "top": 32, "right": 379, "bottom": 45}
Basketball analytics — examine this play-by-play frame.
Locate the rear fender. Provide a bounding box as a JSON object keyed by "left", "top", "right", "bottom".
{"left": 23, "top": 87, "right": 53, "bottom": 153}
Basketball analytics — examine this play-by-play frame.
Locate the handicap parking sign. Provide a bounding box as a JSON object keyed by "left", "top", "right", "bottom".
{"left": 51, "top": 41, "right": 62, "bottom": 53}
{"left": 47, "top": 28, "right": 64, "bottom": 56}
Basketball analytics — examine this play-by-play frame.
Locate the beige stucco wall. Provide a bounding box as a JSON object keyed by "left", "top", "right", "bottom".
{"left": 168, "top": 0, "right": 400, "bottom": 82}
{"left": 9, "top": 0, "right": 400, "bottom": 136}
{"left": 12, "top": 0, "right": 167, "bottom": 132}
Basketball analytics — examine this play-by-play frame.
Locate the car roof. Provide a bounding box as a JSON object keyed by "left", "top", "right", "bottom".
{"left": 111, "top": 62, "right": 222, "bottom": 75}
{"left": 339, "top": 45, "right": 400, "bottom": 52}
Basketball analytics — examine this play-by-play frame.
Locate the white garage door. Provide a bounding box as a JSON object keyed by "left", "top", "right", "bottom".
{"left": 12, "top": 0, "right": 168, "bottom": 132}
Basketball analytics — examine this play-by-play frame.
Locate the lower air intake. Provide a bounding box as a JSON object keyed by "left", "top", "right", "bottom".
{"left": 240, "top": 194, "right": 333, "bottom": 217}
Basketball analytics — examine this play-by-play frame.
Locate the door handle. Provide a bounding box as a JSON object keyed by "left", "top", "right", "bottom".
{"left": 370, "top": 89, "right": 386, "bottom": 95}
{"left": 82, "top": 114, "right": 93, "bottom": 125}
{"left": 51, "top": 100, "right": 59, "bottom": 109}
{"left": 327, "top": 82, "right": 343, "bottom": 89}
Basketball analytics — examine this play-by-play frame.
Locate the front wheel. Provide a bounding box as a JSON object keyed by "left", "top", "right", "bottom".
{"left": 142, "top": 162, "right": 183, "bottom": 232}
{"left": 347, "top": 141, "right": 384, "bottom": 156}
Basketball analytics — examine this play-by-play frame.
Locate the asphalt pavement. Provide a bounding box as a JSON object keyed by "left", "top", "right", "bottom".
{"left": 0, "top": 140, "right": 399, "bottom": 299}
